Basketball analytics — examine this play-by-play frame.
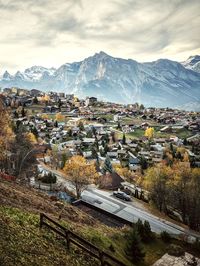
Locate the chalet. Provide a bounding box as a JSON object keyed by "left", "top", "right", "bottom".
{"left": 98, "top": 172, "right": 124, "bottom": 190}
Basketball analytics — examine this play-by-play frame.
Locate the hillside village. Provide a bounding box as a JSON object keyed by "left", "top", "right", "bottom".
{"left": 1, "top": 86, "right": 200, "bottom": 171}
{"left": 0, "top": 86, "right": 200, "bottom": 265}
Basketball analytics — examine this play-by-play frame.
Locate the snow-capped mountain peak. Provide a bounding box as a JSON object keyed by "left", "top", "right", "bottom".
{"left": 23, "top": 66, "right": 56, "bottom": 81}
{"left": 181, "top": 55, "right": 200, "bottom": 73}
{"left": 2, "top": 70, "right": 13, "bottom": 80}
{"left": 0, "top": 52, "right": 200, "bottom": 110}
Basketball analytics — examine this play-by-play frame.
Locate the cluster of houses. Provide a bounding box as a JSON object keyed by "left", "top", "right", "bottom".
{"left": 1, "top": 87, "right": 200, "bottom": 190}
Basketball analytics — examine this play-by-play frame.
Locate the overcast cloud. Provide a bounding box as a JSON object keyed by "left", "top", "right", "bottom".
{"left": 0, "top": 0, "right": 200, "bottom": 73}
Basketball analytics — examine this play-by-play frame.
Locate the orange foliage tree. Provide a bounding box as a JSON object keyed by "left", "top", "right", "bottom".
{"left": 55, "top": 112, "right": 64, "bottom": 122}
{"left": 0, "top": 100, "right": 15, "bottom": 162}
{"left": 26, "top": 132, "right": 37, "bottom": 145}
{"left": 63, "top": 155, "right": 98, "bottom": 198}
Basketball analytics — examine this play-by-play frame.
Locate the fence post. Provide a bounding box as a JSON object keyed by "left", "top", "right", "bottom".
{"left": 65, "top": 230, "right": 70, "bottom": 250}
{"left": 99, "top": 251, "right": 104, "bottom": 266}
{"left": 40, "top": 213, "right": 43, "bottom": 229}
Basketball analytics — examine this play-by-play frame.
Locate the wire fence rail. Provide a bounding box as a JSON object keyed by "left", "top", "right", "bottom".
{"left": 40, "top": 213, "right": 128, "bottom": 266}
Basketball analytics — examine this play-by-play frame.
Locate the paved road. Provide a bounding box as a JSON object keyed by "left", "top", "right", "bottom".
{"left": 37, "top": 163, "right": 200, "bottom": 242}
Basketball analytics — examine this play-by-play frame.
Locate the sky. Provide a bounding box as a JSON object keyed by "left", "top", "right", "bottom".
{"left": 0, "top": 0, "right": 200, "bottom": 74}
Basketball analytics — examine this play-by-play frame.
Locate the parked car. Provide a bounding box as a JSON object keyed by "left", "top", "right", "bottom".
{"left": 113, "top": 191, "right": 131, "bottom": 201}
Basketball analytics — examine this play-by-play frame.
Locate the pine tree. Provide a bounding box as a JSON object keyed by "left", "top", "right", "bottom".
{"left": 183, "top": 138, "right": 188, "bottom": 146}
{"left": 122, "top": 133, "right": 126, "bottom": 144}
{"left": 54, "top": 120, "right": 58, "bottom": 127}
{"left": 78, "top": 121, "right": 84, "bottom": 131}
{"left": 117, "top": 121, "right": 120, "bottom": 129}
{"left": 21, "top": 107, "right": 26, "bottom": 117}
{"left": 31, "top": 126, "right": 38, "bottom": 138}
{"left": 33, "top": 96, "right": 38, "bottom": 104}
{"left": 102, "top": 155, "right": 113, "bottom": 174}
{"left": 104, "top": 143, "right": 109, "bottom": 154}
{"left": 91, "top": 146, "right": 98, "bottom": 160}
{"left": 125, "top": 228, "right": 145, "bottom": 263}
{"left": 143, "top": 220, "right": 153, "bottom": 242}
{"left": 135, "top": 219, "right": 153, "bottom": 242}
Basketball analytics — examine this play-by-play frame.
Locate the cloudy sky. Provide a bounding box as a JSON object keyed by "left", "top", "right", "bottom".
{"left": 0, "top": 0, "right": 200, "bottom": 74}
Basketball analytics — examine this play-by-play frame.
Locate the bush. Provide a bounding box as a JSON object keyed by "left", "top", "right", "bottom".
{"left": 167, "top": 244, "right": 184, "bottom": 257}
{"left": 192, "top": 238, "right": 200, "bottom": 253}
{"left": 109, "top": 244, "right": 115, "bottom": 253}
{"left": 160, "top": 231, "right": 171, "bottom": 243}
{"left": 125, "top": 228, "right": 145, "bottom": 263}
{"left": 39, "top": 173, "right": 57, "bottom": 184}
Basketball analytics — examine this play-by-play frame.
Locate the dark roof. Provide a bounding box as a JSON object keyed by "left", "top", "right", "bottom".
{"left": 99, "top": 172, "right": 124, "bottom": 190}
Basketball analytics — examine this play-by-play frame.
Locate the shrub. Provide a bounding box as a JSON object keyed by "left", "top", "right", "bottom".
{"left": 160, "top": 231, "right": 171, "bottom": 243}
{"left": 192, "top": 238, "right": 200, "bottom": 253}
{"left": 39, "top": 172, "right": 57, "bottom": 184}
{"left": 167, "top": 244, "right": 184, "bottom": 257}
{"left": 109, "top": 244, "right": 115, "bottom": 253}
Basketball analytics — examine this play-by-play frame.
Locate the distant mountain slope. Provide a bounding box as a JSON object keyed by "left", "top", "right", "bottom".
{"left": 182, "top": 55, "right": 200, "bottom": 73}
{"left": 1, "top": 52, "right": 200, "bottom": 109}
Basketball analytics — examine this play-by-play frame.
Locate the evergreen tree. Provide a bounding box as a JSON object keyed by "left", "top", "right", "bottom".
{"left": 104, "top": 133, "right": 109, "bottom": 143}
{"left": 68, "top": 128, "right": 72, "bottom": 137}
{"left": 170, "top": 142, "right": 174, "bottom": 152}
{"left": 91, "top": 146, "right": 98, "bottom": 160}
{"left": 183, "top": 138, "right": 188, "bottom": 146}
{"left": 122, "top": 133, "right": 126, "bottom": 144}
{"left": 140, "top": 104, "right": 145, "bottom": 110}
{"left": 135, "top": 219, "right": 144, "bottom": 239}
{"left": 117, "top": 121, "right": 121, "bottom": 130}
{"left": 94, "top": 137, "right": 99, "bottom": 151}
{"left": 21, "top": 107, "right": 26, "bottom": 117}
{"left": 31, "top": 126, "right": 38, "bottom": 138}
{"left": 104, "top": 143, "right": 109, "bottom": 154}
{"left": 125, "top": 228, "right": 145, "bottom": 263}
{"left": 140, "top": 156, "right": 148, "bottom": 174}
{"left": 111, "top": 131, "right": 116, "bottom": 143}
{"left": 33, "top": 96, "right": 38, "bottom": 104}
{"left": 78, "top": 121, "right": 84, "bottom": 131}
{"left": 135, "top": 219, "right": 153, "bottom": 242}
{"left": 58, "top": 99, "right": 62, "bottom": 110}
{"left": 86, "top": 130, "right": 93, "bottom": 138}
{"left": 102, "top": 155, "right": 113, "bottom": 174}
{"left": 92, "top": 126, "right": 97, "bottom": 137}
{"left": 143, "top": 220, "right": 154, "bottom": 242}
{"left": 13, "top": 110, "right": 18, "bottom": 118}
{"left": 54, "top": 120, "right": 58, "bottom": 127}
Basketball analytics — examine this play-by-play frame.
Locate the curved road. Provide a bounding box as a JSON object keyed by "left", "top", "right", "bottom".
{"left": 37, "top": 163, "right": 200, "bottom": 242}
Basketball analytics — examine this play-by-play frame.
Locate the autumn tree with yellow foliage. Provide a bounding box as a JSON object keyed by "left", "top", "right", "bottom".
{"left": 55, "top": 112, "right": 64, "bottom": 122}
{"left": 144, "top": 163, "right": 172, "bottom": 212}
{"left": 144, "top": 127, "right": 154, "bottom": 139}
{"left": 113, "top": 164, "right": 135, "bottom": 182}
{"left": 39, "top": 94, "right": 50, "bottom": 103}
{"left": 143, "top": 161, "right": 200, "bottom": 230}
{"left": 63, "top": 155, "right": 98, "bottom": 198}
{"left": 26, "top": 132, "right": 37, "bottom": 145}
{"left": 0, "top": 100, "right": 15, "bottom": 165}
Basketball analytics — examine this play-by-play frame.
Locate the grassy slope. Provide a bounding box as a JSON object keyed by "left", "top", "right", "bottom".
{"left": 0, "top": 180, "right": 132, "bottom": 266}
{"left": 0, "top": 206, "right": 97, "bottom": 266}
{"left": 117, "top": 128, "right": 192, "bottom": 140}
{"left": 0, "top": 180, "right": 197, "bottom": 266}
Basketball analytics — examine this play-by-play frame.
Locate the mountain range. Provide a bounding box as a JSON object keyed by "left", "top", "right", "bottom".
{"left": 1, "top": 52, "right": 200, "bottom": 110}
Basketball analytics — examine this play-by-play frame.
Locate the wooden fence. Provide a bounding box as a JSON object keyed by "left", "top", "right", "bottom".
{"left": 40, "top": 213, "right": 128, "bottom": 266}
